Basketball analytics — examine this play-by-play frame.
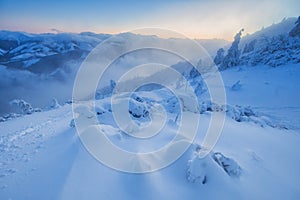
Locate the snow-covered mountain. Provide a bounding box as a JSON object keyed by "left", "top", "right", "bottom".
{"left": 214, "top": 17, "right": 300, "bottom": 69}
{"left": 0, "top": 31, "right": 111, "bottom": 73}
{"left": 0, "top": 31, "right": 228, "bottom": 74}
{"left": 240, "top": 17, "right": 298, "bottom": 46}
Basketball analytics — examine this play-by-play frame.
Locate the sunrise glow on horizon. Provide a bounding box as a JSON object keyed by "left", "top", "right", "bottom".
{"left": 0, "top": 0, "right": 299, "bottom": 40}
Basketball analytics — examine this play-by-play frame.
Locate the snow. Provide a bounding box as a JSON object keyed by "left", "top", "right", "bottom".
{"left": 0, "top": 61, "right": 300, "bottom": 199}
{"left": 240, "top": 17, "right": 297, "bottom": 47}
{"left": 1, "top": 24, "right": 300, "bottom": 199}
{"left": 221, "top": 64, "right": 300, "bottom": 129}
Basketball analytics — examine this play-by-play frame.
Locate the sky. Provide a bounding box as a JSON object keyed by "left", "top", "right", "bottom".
{"left": 0, "top": 0, "right": 299, "bottom": 40}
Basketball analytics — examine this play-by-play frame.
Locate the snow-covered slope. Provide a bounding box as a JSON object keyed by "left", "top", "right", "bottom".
{"left": 240, "top": 17, "right": 297, "bottom": 47}
{"left": 214, "top": 17, "right": 300, "bottom": 69}
{"left": 1, "top": 63, "right": 299, "bottom": 200}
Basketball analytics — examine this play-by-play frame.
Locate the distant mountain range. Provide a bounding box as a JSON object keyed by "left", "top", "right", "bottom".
{"left": 0, "top": 31, "right": 228, "bottom": 75}
{"left": 0, "top": 31, "right": 110, "bottom": 74}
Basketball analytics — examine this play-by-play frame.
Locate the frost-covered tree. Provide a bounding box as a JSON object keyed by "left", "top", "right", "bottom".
{"left": 289, "top": 16, "right": 300, "bottom": 37}
{"left": 213, "top": 48, "right": 225, "bottom": 65}
{"left": 240, "top": 33, "right": 300, "bottom": 67}
{"left": 243, "top": 39, "right": 257, "bottom": 54}
{"left": 219, "top": 29, "right": 244, "bottom": 70}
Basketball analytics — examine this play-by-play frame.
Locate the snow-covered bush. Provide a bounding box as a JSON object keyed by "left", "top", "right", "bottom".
{"left": 128, "top": 94, "right": 150, "bottom": 119}
{"left": 226, "top": 105, "right": 256, "bottom": 122}
{"left": 49, "top": 98, "right": 61, "bottom": 109}
{"left": 212, "top": 152, "right": 242, "bottom": 177}
{"left": 9, "top": 99, "right": 41, "bottom": 114}
{"left": 187, "top": 144, "right": 242, "bottom": 183}
{"left": 199, "top": 100, "right": 225, "bottom": 114}
{"left": 188, "top": 68, "right": 206, "bottom": 97}
{"left": 198, "top": 102, "right": 282, "bottom": 128}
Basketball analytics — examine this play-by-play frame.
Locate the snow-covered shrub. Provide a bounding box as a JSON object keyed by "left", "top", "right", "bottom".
{"left": 199, "top": 100, "right": 225, "bottom": 114}
{"left": 187, "top": 145, "right": 242, "bottom": 183}
{"left": 212, "top": 152, "right": 242, "bottom": 177}
{"left": 226, "top": 105, "right": 256, "bottom": 122}
{"left": 188, "top": 68, "right": 206, "bottom": 97}
{"left": 199, "top": 102, "right": 282, "bottom": 128}
{"left": 9, "top": 99, "right": 41, "bottom": 114}
{"left": 128, "top": 94, "right": 150, "bottom": 119}
{"left": 49, "top": 98, "right": 61, "bottom": 109}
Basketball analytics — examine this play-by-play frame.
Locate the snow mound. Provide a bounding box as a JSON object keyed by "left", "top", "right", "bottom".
{"left": 129, "top": 94, "right": 150, "bottom": 119}
{"left": 187, "top": 145, "right": 242, "bottom": 184}
{"left": 212, "top": 152, "right": 242, "bottom": 177}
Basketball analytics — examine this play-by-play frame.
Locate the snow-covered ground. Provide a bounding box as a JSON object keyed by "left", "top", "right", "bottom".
{"left": 1, "top": 63, "right": 299, "bottom": 199}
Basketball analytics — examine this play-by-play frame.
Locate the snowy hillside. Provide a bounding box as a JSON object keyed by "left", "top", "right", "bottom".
{"left": 214, "top": 17, "right": 300, "bottom": 69}
{"left": 1, "top": 63, "right": 300, "bottom": 199}
{"left": 1, "top": 17, "right": 300, "bottom": 200}
{"left": 240, "top": 17, "right": 298, "bottom": 47}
